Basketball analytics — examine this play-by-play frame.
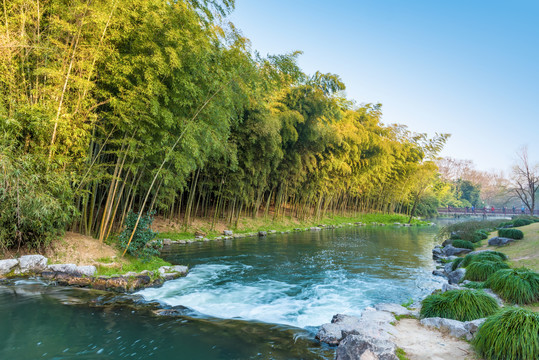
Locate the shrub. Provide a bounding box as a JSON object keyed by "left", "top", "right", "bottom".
{"left": 439, "top": 220, "right": 506, "bottom": 242}
{"left": 451, "top": 239, "right": 475, "bottom": 250}
{"left": 498, "top": 228, "right": 524, "bottom": 239}
{"left": 485, "top": 268, "right": 539, "bottom": 304}
{"left": 464, "top": 260, "right": 510, "bottom": 282}
{"left": 461, "top": 251, "right": 508, "bottom": 267}
{"left": 0, "top": 152, "right": 75, "bottom": 250}
{"left": 512, "top": 218, "right": 532, "bottom": 227}
{"left": 420, "top": 289, "right": 499, "bottom": 321}
{"left": 473, "top": 307, "right": 539, "bottom": 360}
{"left": 451, "top": 257, "right": 464, "bottom": 271}
{"left": 118, "top": 211, "right": 160, "bottom": 261}
{"left": 475, "top": 229, "right": 489, "bottom": 240}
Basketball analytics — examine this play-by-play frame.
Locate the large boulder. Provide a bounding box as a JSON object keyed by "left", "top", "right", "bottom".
{"left": 223, "top": 230, "right": 233, "bottom": 236}
{"left": 464, "top": 318, "right": 486, "bottom": 337}
{"left": 17, "top": 255, "right": 48, "bottom": 273}
{"left": 336, "top": 333, "right": 398, "bottom": 360}
{"left": 374, "top": 303, "right": 414, "bottom": 316}
{"left": 0, "top": 259, "right": 19, "bottom": 275}
{"left": 48, "top": 264, "right": 97, "bottom": 277}
{"left": 420, "top": 317, "right": 472, "bottom": 340}
{"left": 316, "top": 314, "right": 362, "bottom": 345}
{"left": 488, "top": 237, "right": 514, "bottom": 246}
{"left": 441, "top": 283, "right": 465, "bottom": 293}
{"left": 447, "top": 268, "right": 466, "bottom": 284}
{"left": 158, "top": 265, "right": 188, "bottom": 280}
{"left": 442, "top": 245, "right": 472, "bottom": 257}
{"left": 432, "top": 247, "right": 444, "bottom": 260}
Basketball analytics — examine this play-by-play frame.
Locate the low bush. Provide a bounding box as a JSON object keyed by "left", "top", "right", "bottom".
{"left": 462, "top": 281, "right": 485, "bottom": 289}
{"left": 451, "top": 239, "right": 475, "bottom": 250}
{"left": 451, "top": 257, "right": 464, "bottom": 271}
{"left": 475, "top": 229, "right": 489, "bottom": 239}
{"left": 473, "top": 307, "right": 539, "bottom": 360}
{"left": 485, "top": 268, "right": 539, "bottom": 304}
{"left": 118, "top": 211, "right": 161, "bottom": 261}
{"left": 420, "top": 289, "right": 499, "bottom": 322}
{"left": 464, "top": 260, "right": 510, "bottom": 282}
{"left": 439, "top": 220, "right": 506, "bottom": 242}
{"left": 498, "top": 228, "right": 524, "bottom": 240}
{"left": 461, "top": 251, "right": 508, "bottom": 267}
{"left": 512, "top": 218, "right": 533, "bottom": 227}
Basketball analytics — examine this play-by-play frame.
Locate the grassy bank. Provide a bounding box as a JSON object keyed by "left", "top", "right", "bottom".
{"left": 155, "top": 213, "right": 429, "bottom": 241}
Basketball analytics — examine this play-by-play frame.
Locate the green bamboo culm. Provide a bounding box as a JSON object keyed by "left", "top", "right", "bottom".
{"left": 464, "top": 260, "right": 510, "bottom": 282}
{"left": 485, "top": 268, "right": 539, "bottom": 304}
{"left": 460, "top": 251, "right": 508, "bottom": 268}
{"left": 420, "top": 289, "right": 499, "bottom": 322}
{"left": 473, "top": 307, "right": 539, "bottom": 360}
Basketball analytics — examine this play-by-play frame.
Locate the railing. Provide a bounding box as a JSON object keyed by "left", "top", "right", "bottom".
{"left": 438, "top": 207, "right": 539, "bottom": 216}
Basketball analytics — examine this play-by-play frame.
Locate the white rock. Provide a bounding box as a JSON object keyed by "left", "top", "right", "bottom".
{"left": 374, "top": 303, "right": 414, "bottom": 316}
{"left": 0, "top": 259, "right": 19, "bottom": 275}
{"left": 18, "top": 255, "right": 48, "bottom": 273}
{"left": 420, "top": 317, "right": 470, "bottom": 340}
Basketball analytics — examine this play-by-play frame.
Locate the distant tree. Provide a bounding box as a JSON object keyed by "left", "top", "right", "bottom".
{"left": 512, "top": 147, "right": 538, "bottom": 214}
{"left": 456, "top": 179, "right": 481, "bottom": 207}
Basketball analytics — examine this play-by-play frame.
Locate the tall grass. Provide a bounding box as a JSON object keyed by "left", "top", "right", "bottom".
{"left": 473, "top": 307, "right": 539, "bottom": 360}
{"left": 420, "top": 289, "right": 499, "bottom": 321}
{"left": 460, "top": 251, "right": 508, "bottom": 268}
{"left": 451, "top": 239, "right": 475, "bottom": 250}
{"left": 485, "top": 268, "right": 539, "bottom": 304}
{"left": 464, "top": 260, "right": 510, "bottom": 282}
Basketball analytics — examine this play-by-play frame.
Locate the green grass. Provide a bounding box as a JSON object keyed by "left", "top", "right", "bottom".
{"left": 462, "top": 281, "right": 485, "bottom": 289}
{"left": 484, "top": 268, "right": 539, "bottom": 304}
{"left": 451, "top": 257, "right": 464, "bottom": 271}
{"left": 396, "top": 347, "right": 410, "bottom": 360}
{"left": 464, "top": 260, "right": 510, "bottom": 282}
{"left": 451, "top": 239, "right": 475, "bottom": 250}
{"left": 96, "top": 256, "right": 171, "bottom": 277}
{"left": 485, "top": 222, "right": 539, "bottom": 271}
{"left": 155, "top": 213, "right": 429, "bottom": 241}
{"left": 460, "top": 251, "right": 508, "bottom": 268}
{"left": 420, "top": 289, "right": 500, "bottom": 322}
{"left": 498, "top": 228, "right": 524, "bottom": 240}
{"left": 473, "top": 307, "right": 539, "bottom": 360}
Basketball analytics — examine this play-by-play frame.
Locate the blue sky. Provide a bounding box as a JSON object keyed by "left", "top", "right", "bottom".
{"left": 227, "top": 0, "right": 539, "bottom": 173}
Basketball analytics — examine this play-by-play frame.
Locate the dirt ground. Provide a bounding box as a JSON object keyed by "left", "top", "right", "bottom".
{"left": 393, "top": 319, "right": 479, "bottom": 360}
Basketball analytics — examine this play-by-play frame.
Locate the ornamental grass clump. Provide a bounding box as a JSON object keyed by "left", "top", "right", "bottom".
{"left": 485, "top": 268, "right": 539, "bottom": 304}
{"left": 420, "top": 289, "right": 499, "bottom": 322}
{"left": 498, "top": 228, "right": 524, "bottom": 240}
{"left": 511, "top": 218, "right": 533, "bottom": 227}
{"left": 464, "top": 260, "right": 510, "bottom": 282}
{"left": 460, "top": 251, "right": 508, "bottom": 268}
{"left": 473, "top": 307, "right": 539, "bottom": 360}
{"left": 451, "top": 257, "right": 464, "bottom": 271}
{"left": 451, "top": 239, "right": 475, "bottom": 250}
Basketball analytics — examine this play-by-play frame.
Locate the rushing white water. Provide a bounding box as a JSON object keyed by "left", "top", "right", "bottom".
{"left": 138, "top": 227, "right": 444, "bottom": 328}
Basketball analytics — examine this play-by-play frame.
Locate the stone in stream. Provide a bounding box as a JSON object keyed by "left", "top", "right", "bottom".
{"left": 488, "top": 237, "right": 514, "bottom": 246}
{"left": 442, "top": 245, "right": 472, "bottom": 257}
{"left": 0, "top": 259, "right": 19, "bottom": 275}
{"left": 17, "top": 255, "right": 48, "bottom": 274}
{"left": 447, "top": 268, "right": 466, "bottom": 284}
{"left": 316, "top": 314, "right": 362, "bottom": 345}
{"left": 258, "top": 231, "right": 267, "bottom": 237}
{"left": 223, "top": 230, "right": 233, "bottom": 236}
{"left": 310, "top": 227, "right": 322, "bottom": 231}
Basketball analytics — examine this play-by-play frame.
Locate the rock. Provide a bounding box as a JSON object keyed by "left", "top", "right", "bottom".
{"left": 269, "top": 230, "right": 277, "bottom": 234}
{"left": 441, "top": 283, "right": 464, "bottom": 292}
{"left": 18, "top": 255, "right": 48, "bottom": 273}
{"left": 420, "top": 317, "right": 470, "bottom": 340}
{"left": 488, "top": 237, "right": 514, "bottom": 246}
{"left": 464, "top": 318, "right": 486, "bottom": 337}
{"left": 447, "top": 268, "right": 466, "bottom": 284}
{"left": 194, "top": 235, "right": 204, "bottom": 240}
{"left": 336, "top": 333, "right": 397, "bottom": 360}
{"left": 432, "top": 248, "right": 444, "bottom": 260}
{"left": 76, "top": 265, "right": 97, "bottom": 276}
{"left": 0, "top": 259, "right": 19, "bottom": 275}
{"left": 444, "top": 261, "right": 455, "bottom": 274}
{"left": 310, "top": 227, "right": 322, "bottom": 231}
{"left": 158, "top": 265, "right": 188, "bottom": 280}
{"left": 223, "top": 230, "right": 233, "bottom": 236}
{"left": 374, "top": 303, "right": 413, "bottom": 316}
{"left": 432, "top": 270, "right": 446, "bottom": 277}
{"left": 442, "top": 245, "right": 472, "bottom": 257}
{"left": 317, "top": 314, "right": 362, "bottom": 345}
{"left": 162, "top": 238, "right": 173, "bottom": 245}
{"left": 194, "top": 230, "right": 206, "bottom": 237}
{"left": 441, "top": 239, "right": 453, "bottom": 247}
{"left": 483, "top": 289, "right": 504, "bottom": 306}
{"left": 258, "top": 231, "right": 267, "bottom": 237}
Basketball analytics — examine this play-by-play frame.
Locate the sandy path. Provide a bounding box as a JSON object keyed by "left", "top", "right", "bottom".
{"left": 393, "top": 319, "right": 479, "bottom": 360}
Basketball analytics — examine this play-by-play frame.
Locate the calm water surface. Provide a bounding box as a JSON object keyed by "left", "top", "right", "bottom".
{"left": 1, "top": 225, "right": 444, "bottom": 359}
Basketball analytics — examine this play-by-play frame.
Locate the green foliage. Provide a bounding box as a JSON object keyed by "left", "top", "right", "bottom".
{"left": 96, "top": 256, "right": 171, "bottom": 277}
{"left": 461, "top": 251, "right": 508, "bottom": 267}
{"left": 512, "top": 218, "right": 533, "bottom": 227}
{"left": 439, "top": 220, "right": 505, "bottom": 242}
{"left": 464, "top": 260, "right": 510, "bottom": 282}
{"left": 396, "top": 348, "right": 410, "bottom": 360}
{"left": 473, "top": 307, "right": 539, "bottom": 360}
{"left": 451, "top": 257, "right": 464, "bottom": 271}
{"left": 420, "top": 289, "right": 499, "bottom": 322}
{"left": 462, "top": 281, "right": 485, "bottom": 289}
{"left": 485, "top": 268, "right": 539, "bottom": 304}
{"left": 0, "top": 150, "right": 75, "bottom": 250}
{"left": 451, "top": 239, "right": 475, "bottom": 250}
{"left": 498, "top": 228, "right": 524, "bottom": 240}
{"left": 475, "top": 229, "right": 489, "bottom": 240}
{"left": 118, "top": 211, "right": 160, "bottom": 261}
